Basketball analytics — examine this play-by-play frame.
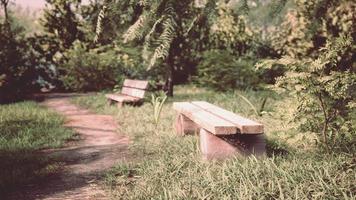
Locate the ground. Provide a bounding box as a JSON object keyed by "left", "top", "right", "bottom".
{"left": 9, "top": 94, "right": 129, "bottom": 200}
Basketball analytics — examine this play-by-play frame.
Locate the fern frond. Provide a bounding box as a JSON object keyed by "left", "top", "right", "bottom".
{"left": 138, "top": 0, "right": 149, "bottom": 6}
{"left": 123, "top": 13, "right": 150, "bottom": 43}
{"left": 94, "top": 5, "right": 107, "bottom": 43}
{"left": 142, "top": 16, "right": 164, "bottom": 61}
{"left": 148, "top": 16, "right": 177, "bottom": 69}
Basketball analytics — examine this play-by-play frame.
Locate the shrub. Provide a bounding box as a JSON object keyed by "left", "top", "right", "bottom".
{"left": 259, "top": 35, "right": 355, "bottom": 152}
{"left": 195, "top": 50, "right": 259, "bottom": 91}
{"left": 0, "top": 23, "right": 41, "bottom": 103}
{"left": 59, "top": 41, "right": 143, "bottom": 91}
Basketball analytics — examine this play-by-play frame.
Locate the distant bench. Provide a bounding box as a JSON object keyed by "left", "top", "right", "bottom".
{"left": 173, "top": 101, "right": 265, "bottom": 160}
{"left": 105, "top": 79, "right": 149, "bottom": 107}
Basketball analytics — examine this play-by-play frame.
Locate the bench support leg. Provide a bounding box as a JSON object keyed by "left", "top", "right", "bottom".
{"left": 107, "top": 99, "right": 114, "bottom": 105}
{"left": 117, "top": 102, "right": 124, "bottom": 108}
{"left": 174, "top": 114, "right": 198, "bottom": 135}
{"left": 199, "top": 129, "right": 266, "bottom": 160}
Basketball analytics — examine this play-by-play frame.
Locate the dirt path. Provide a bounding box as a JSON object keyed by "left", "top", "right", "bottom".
{"left": 11, "top": 94, "right": 129, "bottom": 200}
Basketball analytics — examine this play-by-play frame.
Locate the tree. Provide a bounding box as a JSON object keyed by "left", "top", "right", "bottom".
{"left": 121, "top": 0, "right": 206, "bottom": 96}
{"left": 85, "top": 0, "right": 143, "bottom": 45}
{"left": 42, "top": 0, "right": 84, "bottom": 49}
{"left": 96, "top": 0, "right": 290, "bottom": 96}
{"left": 260, "top": 0, "right": 356, "bottom": 152}
{"left": 0, "top": 0, "right": 11, "bottom": 36}
{"left": 0, "top": 0, "right": 42, "bottom": 103}
{"left": 95, "top": 0, "right": 219, "bottom": 96}
{"left": 269, "top": 0, "right": 355, "bottom": 59}
{"left": 0, "top": 0, "right": 9, "bottom": 23}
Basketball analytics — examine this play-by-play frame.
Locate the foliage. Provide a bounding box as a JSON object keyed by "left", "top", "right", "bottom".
{"left": 0, "top": 101, "right": 73, "bottom": 195}
{"left": 259, "top": 34, "right": 355, "bottom": 152}
{"left": 269, "top": 0, "right": 355, "bottom": 58}
{"left": 59, "top": 41, "right": 143, "bottom": 91}
{"left": 209, "top": 2, "right": 253, "bottom": 55}
{"left": 123, "top": 0, "right": 208, "bottom": 95}
{"left": 87, "top": 0, "right": 142, "bottom": 44}
{"left": 94, "top": 0, "right": 292, "bottom": 95}
{"left": 260, "top": 0, "right": 356, "bottom": 152}
{"left": 33, "top": 0, "right": 86, "bottom": 90}
{"left": 39, "top": 0, "right": 147, "bottom": 90}
{"left": 196, "top": 50, "right": 259, "bottom": 91}
{"left": 246, "top": 0, "right": 292, "bottom": 27}
{"left": 95, "top": 0, "right": 214, "bottom": 95}
{"left": 42, "top": 0, "right": 84, "bottom": 49}
{"left": 0, "top": 28, "right": 37, "bottom": 102}
{"left": 0, "top": 1, "right": 45, "bottom": 103}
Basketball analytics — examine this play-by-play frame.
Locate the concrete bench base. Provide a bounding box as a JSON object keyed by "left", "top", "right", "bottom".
{"left": 174, "top": 114, "right": 199, "bottom": 135}
{"left": 173, "top": 112, "right": 266, "bottom": 160}
{"left": 200, "top": 129, "right": 266, "bottom": 160}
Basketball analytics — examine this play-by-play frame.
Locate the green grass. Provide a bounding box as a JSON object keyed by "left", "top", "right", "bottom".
{"left": 0, "top": 101, "right": 74, "bottom": 195}
{"left": 72, "top": 85, "right": 355, "bottom": 199}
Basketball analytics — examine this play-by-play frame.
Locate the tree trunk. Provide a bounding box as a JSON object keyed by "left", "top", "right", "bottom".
{"left": 1, "top": 0, "right": 9, "bottom": 22}
{"left": 164, "top": 63, "right": 174, "bottom": 97}
{"left": 1, "top": 0, "right": 11, "bottom": 34}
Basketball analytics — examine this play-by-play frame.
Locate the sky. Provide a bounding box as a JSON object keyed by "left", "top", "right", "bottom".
{"left": 14, "top": 0, "right": 46, "bottom": 9}
{"left": 13, "top": 0, "right": 90, "bottom": 9}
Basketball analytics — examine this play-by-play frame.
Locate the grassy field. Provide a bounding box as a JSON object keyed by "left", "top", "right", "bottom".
{"left": 72, "top": 85, "right": 355, "bottom": 199}
{"left": 0, "top": 101, "right": 74, "bottom": 195}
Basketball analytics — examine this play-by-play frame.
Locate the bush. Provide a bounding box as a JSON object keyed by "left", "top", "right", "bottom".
{"left": 59, "top": 41, "right": 143, "bottom": 91}
{"left": 259, "top": 35, "right": 356, "bottom": 152}
{"left": 0, "top": 23, "right": 41, "bottom": 103}
{"left": 195, "top": 50, "right": 259, "bottom": 91}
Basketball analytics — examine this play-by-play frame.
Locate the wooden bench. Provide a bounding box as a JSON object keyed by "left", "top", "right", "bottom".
{"left": 173, "top": 101, "right": 265, "bottom": 160}
{"left": 105, "top": 79, "right": 149, "bottom": 107}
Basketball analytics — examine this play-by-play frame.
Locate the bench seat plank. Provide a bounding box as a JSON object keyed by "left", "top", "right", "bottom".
{"left": 123, "top": 79, "right": 149, "bottom": 89}
{"left": 105, "top": 94, "right": 140, "bottom": 103}
{"left": 173, "top": 102, "right": 237, "bottom": 135}
{"left": 192, "top": 101, "right": 263, "bottom": 134}
{"left": 121, "top": 87, "right": 146, "bottom": 99}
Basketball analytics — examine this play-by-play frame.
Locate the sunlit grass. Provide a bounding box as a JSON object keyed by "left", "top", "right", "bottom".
{"left": 72, "top": 85, "right": 355, "bottom": 199}
{"left": 0, "top": 101, "right": 74, "bottom": 195}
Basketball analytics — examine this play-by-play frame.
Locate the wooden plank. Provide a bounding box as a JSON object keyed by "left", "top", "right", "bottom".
{"left": 105, "top": 94, "right": 140, "bottom": 102}
{"left": 121, "top": 87, "right": 146, "bottom": 98}
{"left": 192, "top": 101, "right": 263, "bottom": 134}
{"left": 173, "top": 102, "right": 237, "bottom": 135}
{"left": 123, "top": 79, "right": 149, "bottom": 89}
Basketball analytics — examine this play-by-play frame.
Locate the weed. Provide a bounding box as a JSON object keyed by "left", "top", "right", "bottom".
{"left": 150, "top": 92, "right": 168, "bottom": 128}
{"left": 236, "top": 92, "right": 268, "bottom": 116}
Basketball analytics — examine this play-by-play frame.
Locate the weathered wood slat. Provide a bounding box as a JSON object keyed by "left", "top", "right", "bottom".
{"left": 123, "top": 79, "right": 149, "bottom": 89}
{"left": 192, "top": 101, "right": 263, "bottom": 134}
{"left": 121, "top": 87, "right": 146, "bottom": 98}
{"left": 173, "top": 102, "right": 237, "bottom": 135}
{"left": 105, "top": 94, "right": 140, "bottom": 102}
